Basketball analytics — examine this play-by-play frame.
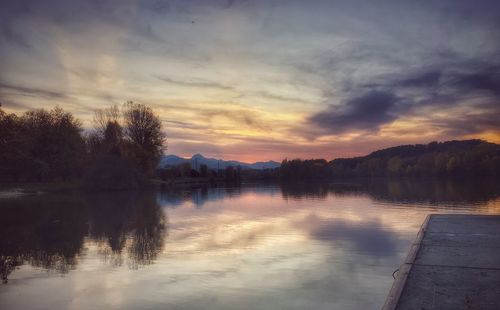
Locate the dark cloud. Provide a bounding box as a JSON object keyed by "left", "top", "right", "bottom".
{"left": 0, "top": 99, "right": 32, "bottom": 110}
{"left": 448, "top": 66, "right": 500, "bottom": 95}
{"left": 309, "top": 91, "right": 399, "bottom": 133}
{"left": 1, "top": 24, "right": 31, "bottom": 48}
{"left": 428, "top": 103, "right": 500, "bottom": 136}
{"left": 389, "top": 62, "right": 500, "bottom": 107}
{"left": 399, "top": 64, "right": 500, "bottom": 127}
{"left": 155, "top": 75, "right": 233, "bottom": 90}
{"left": 142, "top": 1, "right": 171, "bottom": 14}
{"left": 200, "top": 108, "right": 270, "bottom": 130}
{"left": 164, "top": 119, "right": 208, "bottom": 130}
{"left": 307, "top": 60, "right": 500, "bottom": 137}
{"left": 0, "top": 82, "right": 68, "bottom": 99}
{"left": 225, "top": 0, "right": 236, "bottom": 9}
{"left": 398, "top": 71, "right": 441, "bottom": 88}
{"left": 253, "top": 90, "right": 313, "bottom": 104}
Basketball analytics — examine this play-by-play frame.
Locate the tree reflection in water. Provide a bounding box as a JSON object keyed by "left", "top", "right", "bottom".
{"left": 2, "top": 179, "right": 499, "bottom": 284}
{"left": 157, "top": 184, "right": 243, "bottom": 208}
{"left": 280, "top": 178, "right": 500, "bottom": 204}
{"left": 0, "top": 191, "right": 166, "bottom": 283}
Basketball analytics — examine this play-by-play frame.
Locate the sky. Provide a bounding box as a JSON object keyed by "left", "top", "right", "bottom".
{"left": 1, "top": 0, "right": 500, "bottom": 162}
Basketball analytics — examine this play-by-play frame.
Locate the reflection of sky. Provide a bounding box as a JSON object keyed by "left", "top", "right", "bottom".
{"left": 157, "top": 185, "right": 277, "bottom": 208}
{"left": 3, "top": 186, "right": 500, "bottom": 309}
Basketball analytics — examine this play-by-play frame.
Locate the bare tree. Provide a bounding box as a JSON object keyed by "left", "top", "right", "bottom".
{"left": 93, "top": 105, "right": 121, "bottom": 137}
{"left": 123, "top": 101, "right": 166, "bottom": 175}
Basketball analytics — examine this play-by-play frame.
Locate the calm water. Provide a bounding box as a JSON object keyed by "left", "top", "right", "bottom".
{"left": 1, "top": 179, "right": 500, "bottom": 310}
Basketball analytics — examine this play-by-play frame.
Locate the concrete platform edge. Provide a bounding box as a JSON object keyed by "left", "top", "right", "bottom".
{"left": 381, "top": 214, "right": 431, "bottom": 310}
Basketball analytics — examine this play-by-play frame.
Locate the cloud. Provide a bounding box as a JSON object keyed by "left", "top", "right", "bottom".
{"left": 306, "top": 59, "right": 500, "bottom": 138}
{"left": 1, "top": 24, "right": 31, "bottom": 48}
{"left": 163, "top": 119, "right": 207, "bottom": 130}
{"left": 0, "top": 82, "right": 67, "bottom": 99}
{"left": 254, "top": 90, "right": 315, "bottom": 105}
{"left": 155, "top": 75, "right": 233, "bottom": 90}
{"left": 141, "top": 0, "right": 171, "bottom": 14}
{"left": 397, "top": 63, "right": 500, "bottom": 136}
{"left": 308, "top": 91, "right": 399, "bottom": 134}
{"left": 2, "top": 0, "right": 500, "bottom": 160}
{"left": 398, "top": 70, "right": 441, "bottom": 88}
{"left": 190, "top": 106, "right": 271, "bottom": 131}
{"left": 394, "top": 62, "right": 500, "bottom": 95}
{"left": 448, "top": 65, "right": 500, "bottom": 95}
{"left": 0, "top": 99, "right": 32, "bottom": 111}
{"left": 425, "top": 103, "right": 500, "bottom": 136}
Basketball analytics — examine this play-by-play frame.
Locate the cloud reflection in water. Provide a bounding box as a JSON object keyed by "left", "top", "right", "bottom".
{"left": 1, "top": 180, "right": 499, "bottom": 309}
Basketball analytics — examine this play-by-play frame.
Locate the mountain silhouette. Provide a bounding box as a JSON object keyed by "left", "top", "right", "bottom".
{"left": 159, "top": 154, "right": 280, "bottom": 170}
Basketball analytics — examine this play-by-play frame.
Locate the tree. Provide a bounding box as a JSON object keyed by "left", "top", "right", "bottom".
{"left": 20, "top": 107, "right": 85, "bottom": 180}
{"left": 387, "top": 156, "right": 403, "bottom": 176}
{"left": 179, "top": 162, "right": 191, "bottom": 177}
{"left": 103, "top": 121, "right": 123, "bottom": 154}
{"left": 200, "top": 164, "right": 208, "bottom": 178}
{"left": 93, "top": 105, "right": 121, "bottom": 137}
{"left": 0, "top": 104, "right": 25, "bottom": 180}
{"left": 123, "top": 101, "right": 166, "bottom": 175}
{"left": 89, "top": 105, "right": 123, "bottom": 156}
{"left": 0, "top": 106, "right": 85, "bottom": 181}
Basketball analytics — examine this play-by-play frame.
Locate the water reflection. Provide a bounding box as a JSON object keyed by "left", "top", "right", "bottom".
{"left": 1, "top": 179, "right": 499, "bottom": 310}
{"left": 0, "top": 192, "right": 166, "bottom": 283}
{"left": 157, "top": 185, "right": 244, "bottom": 208}
{"left": 156, "top": 184, "right": 281, "bottom": 208}
{"left": 279, "top": 178, "right": 500, "bottom": 204}
{"left": 154, "top": 178, "right": 500, "bottom": 209}
{"left": 300, "top": 215, "right": 400, "bottom": 256}
{"left": 2, "top": 179, "right": 499, "bottom": 283}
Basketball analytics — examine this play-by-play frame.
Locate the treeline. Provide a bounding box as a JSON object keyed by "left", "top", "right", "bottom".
{"left": 0, "top": 102, "right": 165, "bottom": 189}
{"left": 280, "top": 140, "right": 500, "bottom": 180}
{"left": 280, "top": 159, "right": 331, "bottom": 180}
{"left": 157, "top": 163, "right": 243, "bottom": 183}
{"left": 157, "top": 162, "right": 280, "bottom": 183}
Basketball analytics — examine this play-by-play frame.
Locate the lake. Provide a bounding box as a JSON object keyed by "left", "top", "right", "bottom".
{"left": 1, "top": 179, "right": 499, "bottom": 310}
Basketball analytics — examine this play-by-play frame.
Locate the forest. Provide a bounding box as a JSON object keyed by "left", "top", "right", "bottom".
{"left": 280, "top": 140, "right": 500, "bottom": 180}
{"left": 0, "top": 102, "right": 165, "bottom": 190}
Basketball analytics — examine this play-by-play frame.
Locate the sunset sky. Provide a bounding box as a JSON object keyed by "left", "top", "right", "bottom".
{"left": 1, "top": 0, "right": 499, "bottom": 162}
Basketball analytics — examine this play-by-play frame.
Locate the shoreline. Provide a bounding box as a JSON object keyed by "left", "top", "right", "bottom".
{"left": 0, "top": 178, "right": 242, "bottom": 196}
{"left": 2, "top": 176, "right": 499, "bottom": 197}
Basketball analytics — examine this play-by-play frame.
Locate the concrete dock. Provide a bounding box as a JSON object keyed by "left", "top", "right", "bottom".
{"left": 383, "top": 214, "right": 500, "bottom": 310}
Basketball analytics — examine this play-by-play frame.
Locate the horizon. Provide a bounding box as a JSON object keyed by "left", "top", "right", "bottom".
{"left": 163, "top": 152, "right": 279, "bottom": 163}
{"left": 166, "top": 138, "right": 499, "bottom": 163}
{"left": 1, "top": 0, "right": 500, "bottom": 162}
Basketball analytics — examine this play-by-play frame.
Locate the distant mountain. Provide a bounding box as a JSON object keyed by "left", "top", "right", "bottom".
{"left": 158, "top": 153, "right": 280, "bottom": 170}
